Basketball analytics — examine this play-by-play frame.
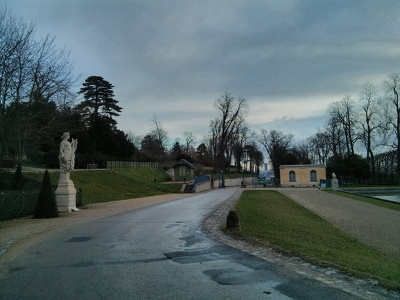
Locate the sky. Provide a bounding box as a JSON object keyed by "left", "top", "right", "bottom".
{"left": 4, "top": 0, "right": 400, "bottom": 147}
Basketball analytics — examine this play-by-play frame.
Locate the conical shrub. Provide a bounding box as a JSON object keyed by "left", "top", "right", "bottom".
{"left": 34, "top": 170, "right": 59, "bottom": 218}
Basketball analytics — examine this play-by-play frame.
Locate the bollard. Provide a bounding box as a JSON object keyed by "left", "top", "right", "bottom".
{"left": 226, "top": 210, "right": 240, "bottom": 230}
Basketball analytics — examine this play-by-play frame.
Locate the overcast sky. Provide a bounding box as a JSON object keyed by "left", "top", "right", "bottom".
{"left": 5, "top": 0, "right": 400, "bottom": 145}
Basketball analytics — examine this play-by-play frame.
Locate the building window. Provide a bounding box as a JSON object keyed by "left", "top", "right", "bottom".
{"left": 310, "top": 170, "right": 317, "bottom": 182}
{"left": 179, "top": 166, "right": 186, "bottom": 176}
{"left": 289, "top": 171, "right": 296, "bottom": 182}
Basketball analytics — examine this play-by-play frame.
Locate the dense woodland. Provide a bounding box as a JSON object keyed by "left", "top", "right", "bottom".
{"left": 0, "top": 9, "right": 399, "bottom": 185}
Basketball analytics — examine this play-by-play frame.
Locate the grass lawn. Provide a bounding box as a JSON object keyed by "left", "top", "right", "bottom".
{"left": 326, "top": 190, "right": 400, "bottom": 211}
{"left": 24, "top": 169, "right": 182, "bottom": 204}
{"left": 233, "top": 190, "right": 400, "bottom": 291}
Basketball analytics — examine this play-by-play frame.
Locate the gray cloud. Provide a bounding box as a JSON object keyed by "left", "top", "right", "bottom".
{"left": 7, "top": 0, "right": 400, "bottom": 143}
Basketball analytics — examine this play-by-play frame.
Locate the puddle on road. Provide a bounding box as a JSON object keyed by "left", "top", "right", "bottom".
{"left": 203, "top": 268, "right": 283, "bottom": 286}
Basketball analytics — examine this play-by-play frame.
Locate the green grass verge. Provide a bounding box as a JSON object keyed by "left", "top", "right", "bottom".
{"left": 326, "top": 190, "right": 400, "bottom": 211}
{"left": 233, "top": 190, "right": 400, "bottom": 291}
{"left": 24, "top": 169, "right": 182, "bottom": 205}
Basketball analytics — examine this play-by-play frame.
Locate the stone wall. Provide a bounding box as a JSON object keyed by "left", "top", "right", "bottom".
{"left": 187, "top": 176, "right": 258, "bottom": 193}
{"left": 193, "top": 181, "right": 212, "bottom": 193}
{"left": 222, "top": 177, "right": 257, "bottom": 188}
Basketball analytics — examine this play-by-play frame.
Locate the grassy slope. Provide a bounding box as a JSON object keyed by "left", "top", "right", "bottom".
{"left": 234, "top": 190, "right": 400, "bottom": 291}
{"left": 25, "top": 169, "right": 182, "bottom": 204}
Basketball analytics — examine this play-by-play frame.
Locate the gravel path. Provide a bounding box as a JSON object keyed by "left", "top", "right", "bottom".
{"left": 277, "top": 188, "right": 400, "bottom": 258}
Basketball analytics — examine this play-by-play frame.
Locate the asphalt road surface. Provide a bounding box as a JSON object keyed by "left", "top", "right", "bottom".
{"left": 0, "top": 188, "right": 361, "bottom": 299}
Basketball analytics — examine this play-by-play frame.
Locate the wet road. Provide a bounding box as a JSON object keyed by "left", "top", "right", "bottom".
{"left": 0, "top": 188, "right": 360, "bottom": 299}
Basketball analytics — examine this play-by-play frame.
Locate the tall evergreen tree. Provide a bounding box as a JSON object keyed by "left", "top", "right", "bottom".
{"left": 77, "top": 76, "right": 122, "bottom": 127}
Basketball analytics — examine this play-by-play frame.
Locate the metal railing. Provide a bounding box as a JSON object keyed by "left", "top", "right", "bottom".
{"left": 0, "top": 190, "right": 39, "bottom": 221}
{"left": 107, "top": 161, "right": 160, "bottom": 169}
{"left": 0, "top": 188, "right": 82, "bottom": 221}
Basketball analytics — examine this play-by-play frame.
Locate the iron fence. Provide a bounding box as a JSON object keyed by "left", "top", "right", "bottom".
{"left": 0, "top": 188, "right": 83, "bottom": 221}
{"left": 0, "top": 190, "right": 39, "bottom": 221}
{"left": 107, "top": 161, "right": 160, "bottom": 169}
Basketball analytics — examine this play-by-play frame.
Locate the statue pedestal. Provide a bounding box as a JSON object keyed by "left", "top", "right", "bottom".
{"left": 55, "top": 172, "right": 77, "bottom": 212}
{"left": 331, "top": 178, "right": 339, "bottom": 190}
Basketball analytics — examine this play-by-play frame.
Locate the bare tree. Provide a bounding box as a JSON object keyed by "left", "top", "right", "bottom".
{"left": 0, "top": 8, "right": 76, "bottom": 162}
{"left": 357, "top": 82, "right": 382, "bottom": 182}
{"left": 324, "top": 114, "right": 345, "bottom": 156}
{"left": 232, "top": 123, "right": 253, "bottom": 172}
{"left": 291, "top": 141, "right": 312, "bottom": 164}
{"left": 259, "top": 129, "right": 293, "bottom": 182}
{"left": 327, "top": 96, "right": 357, "bottom": 155}
{"left": 209, "top": 92, "right": 248, "bottom": 170}
{"left": 150, "top": 114, "right": 168, "bottom": 161}
{"left": 183, "top": 131, "right": 196, "bottom": 156}
{"left": 243, "top": 141, "right": 264, "bottom": 173}
{"left": 0, "top": 9, "right": 34, "bottom": 158}
{"left": 383, "top": 73, "right": 400, "bottom": 183}
{"left": 307, "top": 131, "right": 331, "bottom": 164}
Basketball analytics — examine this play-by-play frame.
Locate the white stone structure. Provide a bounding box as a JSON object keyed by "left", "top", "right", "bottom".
{"left": 331, "top": 172, "right": 339, "bottom": 190}
{"left": 55, "top": 132, "right": 79, "bottom": 212}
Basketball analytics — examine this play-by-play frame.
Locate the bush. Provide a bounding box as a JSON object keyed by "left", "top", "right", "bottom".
{"left": 34, "top": 170, "right": 59, "bottom": 218}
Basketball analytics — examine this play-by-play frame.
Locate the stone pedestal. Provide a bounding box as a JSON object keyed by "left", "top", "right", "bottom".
{"left": 331, "top": 178, "right": 339, "bottom": 190}
{"left": 55, "top": 172, "right": 77, "bottom": 212}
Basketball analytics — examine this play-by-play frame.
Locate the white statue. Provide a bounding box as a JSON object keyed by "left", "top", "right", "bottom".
{"left": 56, "top": 132, "right": 78, "bottom": 212}
{"left": 59, "top": 132, "right": 78, "bottom": 172}
{"left": 331, "top": 172, "right": 339, "bottom": 190}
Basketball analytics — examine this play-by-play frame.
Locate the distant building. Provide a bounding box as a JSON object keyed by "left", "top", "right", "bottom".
{"left": 279, "top": 164, "right": 326, "bottom": 187}
{"left": 172, "top": 159, "right": 195, "bottom": 181}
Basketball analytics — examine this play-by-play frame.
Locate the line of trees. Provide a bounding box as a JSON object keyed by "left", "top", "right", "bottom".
{"left": 0, "top": 9, "right": 136, "bottom": 168}
{"left": 192, "top": 82, "right": 399, "bottom": 184}
{"left": 0, "top": 6, "right": 202, "bottom": 169}
{"left": 303, "top": 78, "right": 400, "bottom": 184}
{"left": 0, "top": 8, "right": 76, "bottom": 165}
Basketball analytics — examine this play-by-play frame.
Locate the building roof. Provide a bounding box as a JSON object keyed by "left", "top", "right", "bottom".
{"left": 173, "top": 159, "right": 195, "bottom": 169}
{"left": 280, "top": 164, "right": 326, "bottom": 169}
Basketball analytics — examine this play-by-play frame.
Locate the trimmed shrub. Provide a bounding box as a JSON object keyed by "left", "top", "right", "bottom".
{"left": 34, "top": 170, "right": 59, "bottom": 218}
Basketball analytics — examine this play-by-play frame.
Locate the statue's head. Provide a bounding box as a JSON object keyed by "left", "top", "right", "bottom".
{"left": 62, "top": 132, "right": 70, "bottom": 139}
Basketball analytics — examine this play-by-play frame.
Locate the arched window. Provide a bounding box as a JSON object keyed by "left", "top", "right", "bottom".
{"left": 310, "top": 170, "right": 317, "bottom": 182}
{"left": 289, "top": 171, "right": 296, "bottom": 182}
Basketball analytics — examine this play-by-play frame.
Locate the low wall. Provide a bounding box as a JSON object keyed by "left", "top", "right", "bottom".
{"left": 222, "top": 177, "right": 256, "bottom": 187}
{"left": 193, "top": 181, "right": 212, "bottom": 193}
{"left": 188, "top": 176, "right": 258, "bottom": 193}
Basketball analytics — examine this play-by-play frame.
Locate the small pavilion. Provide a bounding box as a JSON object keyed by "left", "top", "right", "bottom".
{"left": 172, "top": 159, "right": 195, "bottom": 181}
{"left": 279, "top": 164, "right": 326, "bottom": 187}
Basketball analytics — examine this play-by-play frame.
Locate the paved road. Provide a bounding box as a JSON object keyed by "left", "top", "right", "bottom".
{"left": 0, "top": 188, "right": 372, "bottom": 299}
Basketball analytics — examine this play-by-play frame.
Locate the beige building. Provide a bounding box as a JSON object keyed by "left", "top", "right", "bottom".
{"left": 280, "top": 164, "right": 326, "bottom": 187}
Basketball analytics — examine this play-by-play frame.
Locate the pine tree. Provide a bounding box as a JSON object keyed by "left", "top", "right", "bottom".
{"left": 77, "top": 76, "right": 122, "bottom": 127}
{"left": 34, "top": 170, "right": 59, "bottom": 218}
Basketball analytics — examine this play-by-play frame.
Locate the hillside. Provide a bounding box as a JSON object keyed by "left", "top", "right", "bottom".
{"left": 24, "top": 169, "right": 182, "bottom": 205}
